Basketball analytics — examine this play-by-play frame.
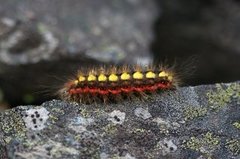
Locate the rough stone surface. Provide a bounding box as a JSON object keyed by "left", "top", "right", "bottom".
{"left": 0, "top": 82, "right": 239, "bottom": 159}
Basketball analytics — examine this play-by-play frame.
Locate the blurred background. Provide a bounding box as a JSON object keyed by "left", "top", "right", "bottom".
{"left": 0, "top": 0, "right": 240, "bottom": 110}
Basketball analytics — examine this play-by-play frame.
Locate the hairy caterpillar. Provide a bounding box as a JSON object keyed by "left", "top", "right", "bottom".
{"left": 58, "top": 65, "right": 179, "bottom": 104}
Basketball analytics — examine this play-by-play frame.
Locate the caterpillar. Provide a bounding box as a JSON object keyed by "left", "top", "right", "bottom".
{"left": 58, "top": 65, "right": 179, "bottom": 104}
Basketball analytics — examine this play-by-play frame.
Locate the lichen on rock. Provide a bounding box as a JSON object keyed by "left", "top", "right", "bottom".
{"left": 0, "top": 82, "right": 239, "bottom": 158}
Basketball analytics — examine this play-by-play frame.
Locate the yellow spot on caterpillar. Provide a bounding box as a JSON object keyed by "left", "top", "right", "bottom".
{"left": 159, "top": 71, "right": 168, "bottom": 78}
{"left": 133, "top": 71, "right": 143, "bottom": 79}
{"left": 87, "top": 74, "right": 96, "bottom": 81}
{"left": 120, "top": 72, "right": 131, "bottom": 80}
{"left": 74, "top": 80, "right": 78, "bottom": 85}
{"left": 79, "top": 76, "right": 86, "bottom": 82}
{"left": 109, "top": 74, "right": 118, "bottom": 81}
{"left": 168, "top": 75, "right": 173, "bottom": 81}
{"left": 146, "top": 71, "right": 156, "bottom": 78}
{"left": 98, "top": 74, "right": 107, "bottom": 82}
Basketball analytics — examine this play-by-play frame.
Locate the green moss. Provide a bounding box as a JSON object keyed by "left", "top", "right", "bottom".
{"left": 133, "top": 128, "right": 147, "bottom": 133}
{"left": 183, "top": 106, "right": 207, "bottom": 120}
{"left": 233, "top": 122, "right": 240, "bottom": 130}
{"left": 0, "top": 110, "right": 27, "bottom": 144}
{"left": 22, "top": 135, "right": 46, "bottom": 149}
{"left": 4, "top": 137, "right": 12, "bottom": 144}
{"left": 102, "top": 124, "right": 118, "bottom": 135}
{"left": 49, "top": 107, "right": 65, "bottom": 123}
{"left": 226, "top": 139, "right": 240, "bottom": 155}
{"left": 206, "top": 83, "right": 240, "bottom": 111}
{"left": 49, "top": 114, "right": 59, "bottom": 123}
{"left": 74, "top": 134, "right": 81, "bottom": 141}
{"left": 184, "top": 132, "right": 220, "bottom": 157}
{"left": 111, "top": 155, "right": 123, "bottom": 159}
{"left": 80, "top": 108, "right": 90, "bottom": 118}
{"left": 51, "top": 107, "right": 65, "bottom": 115}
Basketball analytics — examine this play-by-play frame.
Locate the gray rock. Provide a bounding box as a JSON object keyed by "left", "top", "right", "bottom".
{"left": 0, "top": 0, "right": 157, "bottom": 64}
{"left": 0, "top": 82, "right": 239, "bottom": 159}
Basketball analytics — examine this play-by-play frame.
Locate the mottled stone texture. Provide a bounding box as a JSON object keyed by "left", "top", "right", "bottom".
{"left": 0, "top": 0, "right": 157, "bottom": 64}
{"left": 0, "top": 82, "right": 239, "bottom": 159}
